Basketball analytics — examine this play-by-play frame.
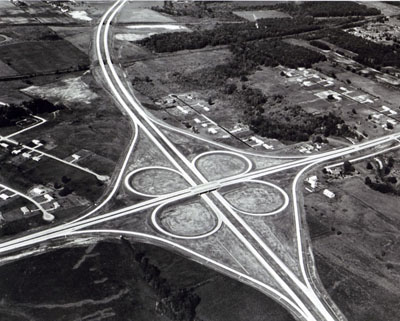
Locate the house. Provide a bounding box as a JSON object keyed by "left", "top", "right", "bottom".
{"left": 323, "top": 189, "right": 335, "bottom": 199}
{"left": 20, "top": 206, "right": 30, "bottom": 215}
{"left": 0, "top": 193, "right": 9, "bottom": 201}
{"left": 71, "top": 154, "right": 81, "bottom": 161}
{"left": 11, "top": 149, "right": 22, "bottom": 155}
{"left": 306, "top": 176, "right": 318, "bottom": 189}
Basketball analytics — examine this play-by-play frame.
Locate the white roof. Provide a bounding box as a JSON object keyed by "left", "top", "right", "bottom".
{"left": 21, "top": 206, "right": 30, "bottom": 214}
{"left": 0, "top": 194, "right": 9, "bottom": 200}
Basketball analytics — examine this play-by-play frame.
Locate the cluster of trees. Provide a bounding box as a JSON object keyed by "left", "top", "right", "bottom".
{"left": 22, "top": 98, "right": 63, "bottom": 114}
{"left": 365, "top": 156, "right": 399, "bottom": 194}
{"left": 138, "top": 17, "right": 321, "bottom": 53}
{"left": 322, "top": 29, "right": 400, "bottom": 69}
{"left": 248, "top": 105, "right": 354, "bottom": 142}
{"left": 273, "top": 2, "right": 380, "bottom": 17}
{"left": 231, "top": 39, "right": 327, "bottom": 69}
{"left": 123, "top": 241, "right": 201, "bottom": 321}
{"left": 0, "top": 104, "right": 29, "bottom": 127}
{"left": 0, "top": 98, "right": 64, "bottom": 128}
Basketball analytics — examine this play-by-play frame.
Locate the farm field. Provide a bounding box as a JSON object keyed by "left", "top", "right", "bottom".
{"left": 0, "top": 40, "right": 89, "bottom": 74}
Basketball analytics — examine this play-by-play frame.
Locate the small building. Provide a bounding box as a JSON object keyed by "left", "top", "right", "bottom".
{"left": 203, "top": 107, "right": 210, "bottom": 112}
{"left": 323, "top": 189, "right": 335, "bottom": 199}
{"left": 32, "top": 156, "right": 41, "bottom": 162}
{"left": 22, "top": 152, "right": 31, "bottom": 159}
{"left": 31, "top": 187, "right": 46, "bottom": 196}
{"left": 71, "top": 154, "right": 81, "bottom": 161}
{"left": 193, "top": 118, "right": 201, "bottom": 124}
{"left": 306, "top": 176, "right": 318, "bottom": 189}
{"left": 20, "top": 206, "right": 30, "bottom": 215}
{"left": 0, "top": 193, "right": 9, "bottom": 201}
{"left": 207, "top": 128, "right": 218, "bottom": 135}
{"left": 0, "top": 143, "right": 8, "bottom": 148}
{"left": 44, "top": 194, "right": 54, "bottom": 202}
{"left": 11, "top": 149, "right": 22, "bottom": 155}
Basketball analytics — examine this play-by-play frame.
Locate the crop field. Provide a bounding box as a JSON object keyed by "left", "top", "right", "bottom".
{"left": 0, "top": 2, "right": 36, "bottom": 24}
{"left": 0, "top": 59, "right": 18, "bottom": 77}
{"left": 0, "top": 40, "right": 88, "bottom": 75}
{"left": 224, "top": 182, "right": 284, "bottom": 214}
{"left": 49, "top": 26, "right": 92, "bottom": 54}
{"left": 129, "top": 168, "right": 189, "bottom": 196}
{"left": 233, "top": 9, "right": 291, "bottom": 21}
{"left": 157, "top": 201, "right": 217, "bottom": 237}
{"left": 196, "top": 153, "right": 250, "bottom": 180}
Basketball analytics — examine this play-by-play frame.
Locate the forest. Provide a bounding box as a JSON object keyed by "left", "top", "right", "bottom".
{"left": 321, "top": 29, "right": 400, "bottom": 69}
{"left": 138, "top": 17, "right": 321, "bottom": 53}
{"left": 231, "top": 39, "right": 327, "bottom": 69}
{"left": 272, "top": 2, "right": 380, "bottom": 17}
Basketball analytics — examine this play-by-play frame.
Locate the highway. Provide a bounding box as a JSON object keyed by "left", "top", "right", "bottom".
{"left": 0, "top": 1, "right": 399, "bottom": 321}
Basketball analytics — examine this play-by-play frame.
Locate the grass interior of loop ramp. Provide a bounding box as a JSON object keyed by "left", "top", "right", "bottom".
{"left": 130, "top": 168, "right": 189, "bottom": 196}
{"left": 196, "top": 153, "right": 251, "bottom": 181}
{"left": 157, "top": 201, "right": 218, "bottom": 237}
{"left": 224, "top": 182, "right": 285, "bottom": 215}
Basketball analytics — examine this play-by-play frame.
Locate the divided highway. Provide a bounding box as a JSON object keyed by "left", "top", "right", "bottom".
{"left": 0, "top": 1, "right": 399, "bottom": 321}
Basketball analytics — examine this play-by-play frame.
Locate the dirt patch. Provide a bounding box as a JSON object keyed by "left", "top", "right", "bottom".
{"left": 21, "top": 75, "right": 98, "bottom": 105}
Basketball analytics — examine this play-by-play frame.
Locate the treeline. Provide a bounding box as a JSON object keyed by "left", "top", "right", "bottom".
{"left": 153, "top": 1, "right": 242, "bottom": 20}
{"left": 123, "top": 239, "right": 201, "bottom": 321}
{"left": 138, "top": 17, "right": 321, "bottom": 53}
{"left": 272, "top": 2, "right": 380, "bottom": 17}
{"left": 231, "top": 39, "right": 327, "bottom": 69}
{"left": 248, "top": 105, "right": 354, "bottom": 142}
{"left": 0, "top": 98, "right": 64, "bottom": 127}
{"left": 321, "top": 29, "right": 400, "bottom": 69}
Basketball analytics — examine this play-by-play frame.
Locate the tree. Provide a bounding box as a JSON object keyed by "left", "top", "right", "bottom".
{"left": 366, "top": 162, "right": 373, "bottom": 170}
{"left": 365, "top": 176, "right": 372, "bottom": 185}
{"left": 343, "top": 160, "right": 355, "bottom": 174}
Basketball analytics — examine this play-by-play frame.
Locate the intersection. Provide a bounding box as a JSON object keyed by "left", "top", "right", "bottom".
{"left": 1, "top": 1, "right": 400, "bottom": 321}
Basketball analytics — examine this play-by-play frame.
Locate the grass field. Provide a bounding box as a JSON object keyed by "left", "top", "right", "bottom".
{"left": 157, "top": 200, "right": 217, "bottom": 237}
{"left": 118, "top": 7, "right": 174, "bottom": 23}
{"left": 0, "top": 40, "right": 88, "bottom": 74}
{"left": 196, "top": 153, "right": 250, "bottom": 180}
{"left": 130, "top": 168, "right": 189, "bottom": 196}
{"left": 233, "top": 9, "right": 291, "bottom": 21}
{"left": 224, "top": 182, "right": 284, "bottom": 214}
